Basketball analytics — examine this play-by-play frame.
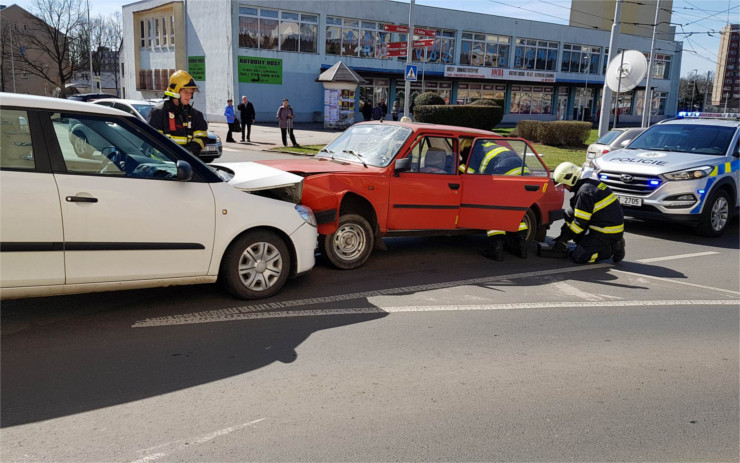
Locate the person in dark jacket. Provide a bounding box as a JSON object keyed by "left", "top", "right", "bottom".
{"left": 146, "top": 70, "right": 209, "bottom": 156}
{"left": 551, "top": 162, "right": 626, "bottom": 264}
{"left": 237, "top": 95, "right": 256, "bottom": 142}
{"left": 361, "top": 100, "right": 372, "bottom": 121}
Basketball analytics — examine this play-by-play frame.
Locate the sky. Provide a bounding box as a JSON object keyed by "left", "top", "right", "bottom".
{"left": 12, "top": 0, "right": 739, "bottom": 78}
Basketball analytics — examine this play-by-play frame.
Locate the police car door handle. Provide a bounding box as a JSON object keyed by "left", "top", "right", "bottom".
{"left": 66, "top": 195, "right": 98, "bottom": 203}
{"left": 448, "top": 183, "right": 460, "bottom": 190}
{"left": 524, "top": 184, "right": 540, "bottom": 191}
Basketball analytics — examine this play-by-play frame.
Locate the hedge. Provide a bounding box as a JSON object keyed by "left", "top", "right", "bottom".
{"left": 414, "top": 104, "right": 504, "bottom": 130}
{"left": 414, "top": 91, "right": 446, "bottom": 107}
{"left": 515, "top": 120, "right": 592, "bottom": 146}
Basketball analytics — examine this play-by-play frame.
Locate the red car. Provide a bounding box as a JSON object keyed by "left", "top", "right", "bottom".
{"left": 259, "top": 121, "right": 564, "bottom": 269}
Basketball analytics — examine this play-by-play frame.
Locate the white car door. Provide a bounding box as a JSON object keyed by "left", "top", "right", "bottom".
{"left": 0, "top": 109, "right": 65, "bottom": 287}
{"left": 48, "top": 112, "right": 215, "bottom": 284}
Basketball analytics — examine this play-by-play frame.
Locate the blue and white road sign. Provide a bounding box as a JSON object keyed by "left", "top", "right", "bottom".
{"left": 405, "top": 65, "right": 418, "bottom": 81}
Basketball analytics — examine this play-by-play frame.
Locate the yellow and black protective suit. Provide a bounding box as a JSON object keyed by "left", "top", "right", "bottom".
{"left": 461, "top": 141, "right": 530, "bottom": 260}
{"left": 147, "top": 99, "right": 209, "bottom": 156}
{"left": 556, "top": 178, "right": 625, "bottom": 263}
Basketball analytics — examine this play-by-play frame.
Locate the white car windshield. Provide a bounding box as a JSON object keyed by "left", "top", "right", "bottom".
{"left": 317, "top": 124, "right": 412, "bottom": 167}
{"left": 628, "top": 124, "right": 735, "bottom": 156}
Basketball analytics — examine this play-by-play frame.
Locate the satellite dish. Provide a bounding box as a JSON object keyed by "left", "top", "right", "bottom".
{"left": 605, "top": 50, "right": 648, "bottom": 92}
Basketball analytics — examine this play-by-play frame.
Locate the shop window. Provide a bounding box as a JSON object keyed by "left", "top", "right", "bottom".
{"left": 326, "top": 16, "right": 392, "bottom": 59}
{"left": 239, "top": 7, "right": 317, "bottom": 53}
{"left": 402, "top": 27, "right": 455, "bottom": 64}
{"left": 510, "top": 85, "right": 554, "bottom": 115}
{"left": 461, "top": 32, "right": 510, "bottom": 68}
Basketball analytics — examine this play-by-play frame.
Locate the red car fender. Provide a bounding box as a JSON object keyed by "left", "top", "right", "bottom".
{"left": 301, "top": 173, "right": 391, "bottom": 236}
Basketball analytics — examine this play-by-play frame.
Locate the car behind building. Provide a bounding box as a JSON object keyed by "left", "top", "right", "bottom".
{"left": 0, "top": 93, "right": 316, "bottom": 300}
{"left": 585, "top": 127, "right": 645, "bottom": 167}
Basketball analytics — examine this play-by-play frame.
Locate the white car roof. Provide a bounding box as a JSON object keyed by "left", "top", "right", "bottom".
{"left": 0, "top": 92, "right": 135, "bottom": 118}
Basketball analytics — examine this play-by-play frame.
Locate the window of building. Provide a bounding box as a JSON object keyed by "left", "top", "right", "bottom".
{"left": 239, "top": 7, "right": 317, "bottom": 53}
{"left": 514, "top": 39, "right": 558, "bottom": 71}
{"left": 146, "top": 20, "right": 152, "bottom": 48}
{"left": 460, "top": 33, "right": 510, "bottom": 68}
{"left": 561, "top": 44, "right": 600, "bottom": 73}
{"left": 510, "top": 85, "right": 554, "bottom": 115}
{"left": 457, "top": 83, "right": 506, "bottom": 105}
{"left": 408, "top": 28, "right": 455, "bottom": 64}
{"left": 170, "top": 16, "right": 175, "bottom": 45}
{"left": 162, "top": 17, "right": 167, "bottom": 46}
{"left": 140, "top": 21, "right": 145, "bottom": 48}
{"left": 326, "top": 16, "right": 391, "bottom": 59}
{"left": 635, "top": 90, "right": 667, "bottom": 116}
{"left": 644, "top": 53, "right": 671, "bottom": 79}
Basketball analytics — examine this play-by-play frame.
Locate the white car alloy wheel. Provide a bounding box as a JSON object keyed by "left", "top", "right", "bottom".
{"left": 220, "top": 231, "right": 291, "bottom": 299}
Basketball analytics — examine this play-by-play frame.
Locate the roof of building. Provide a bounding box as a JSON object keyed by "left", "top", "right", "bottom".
{"left": 316, "top": 61, "right": 367, "bottom": 84}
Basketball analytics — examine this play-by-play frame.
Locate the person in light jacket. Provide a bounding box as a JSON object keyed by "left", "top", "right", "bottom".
{"left": 224, "top": 99, "right": 236, "bottom": 142}
{"left": 276, "top": 98, "right": 299, "bottom": 147}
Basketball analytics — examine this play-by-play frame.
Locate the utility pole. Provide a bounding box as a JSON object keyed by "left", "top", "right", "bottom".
{"left": 701, "top": 70, "right": 710, "bottom": 112}
{"left": 598, "top": 0, "right": 622, "bottom": 137}
{"left": 641, "top": 0, "right": 661, "bottom": 128}
{"left": 402, "top": 0, "right": 414, "bottom": 121}
{"left": 87, "top": 0, "right": 94, "bottom": 92}
{"left": 689, "top": 69, "right": 697, "bottom": 110}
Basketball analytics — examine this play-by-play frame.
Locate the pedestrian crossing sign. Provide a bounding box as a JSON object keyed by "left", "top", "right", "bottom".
{"left": 405, "top": 65, "right": 418, "bottom": 81}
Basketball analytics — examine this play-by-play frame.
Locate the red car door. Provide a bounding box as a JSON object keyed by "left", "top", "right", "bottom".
{"left": 387, "top": 135, "right": 460, "bottom": 230}
{"left": 457, "top": 138, "right": 550, "bottom": 231}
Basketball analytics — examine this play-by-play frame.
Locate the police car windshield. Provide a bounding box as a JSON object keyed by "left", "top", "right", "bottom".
{"left": 319, "top": 124, "right": 412, "bottom": 167}
{"left": 628, "top": 124, "right": 735, "bottom": 156}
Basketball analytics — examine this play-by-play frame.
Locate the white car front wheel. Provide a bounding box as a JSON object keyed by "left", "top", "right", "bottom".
{"left": 220, "top": 231, "right": 291, "bottom": 299}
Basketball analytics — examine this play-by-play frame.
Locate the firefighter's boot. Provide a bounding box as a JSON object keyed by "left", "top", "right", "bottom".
{"left": 482, "top": 238, "right": 505, "bottom": 261}
{"left": 612, "top": 237, "right": 626, "bottom": 263}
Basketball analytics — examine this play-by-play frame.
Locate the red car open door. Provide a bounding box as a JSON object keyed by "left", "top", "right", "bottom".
{"left": 457, "top": 138, "right": 550, "bottom": 231}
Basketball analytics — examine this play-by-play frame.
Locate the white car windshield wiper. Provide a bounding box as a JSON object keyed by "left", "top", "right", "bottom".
{"left": 342, "top": 150, "right": 367, "bottom": 167}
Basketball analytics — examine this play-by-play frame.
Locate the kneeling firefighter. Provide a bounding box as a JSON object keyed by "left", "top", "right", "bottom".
{"left": 147, "top": 70, "right": 209, "bottom": 156}
{"left": 542, "top": 162, "right": 626, "bottom": 263}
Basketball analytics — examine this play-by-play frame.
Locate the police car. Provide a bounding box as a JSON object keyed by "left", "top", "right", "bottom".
{"left": 591, "top": 112, "right": 739, "bottom": 236}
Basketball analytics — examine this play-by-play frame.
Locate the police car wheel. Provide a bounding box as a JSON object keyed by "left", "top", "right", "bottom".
{"left": 219, "top": 230, "right": 291, "bottom": 299}
{"left": 200, "top": 156, "right": 215, "bottom": 163}
{"left": 321, "top": 214, "right": 374, "bottom": 270}
{"left": 696, "top": 189, "right": 731, "bottom": 237}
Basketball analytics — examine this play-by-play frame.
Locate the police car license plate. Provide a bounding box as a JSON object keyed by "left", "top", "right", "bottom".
{"left": 617, "top": 195, "right": 642, "bottom": 207}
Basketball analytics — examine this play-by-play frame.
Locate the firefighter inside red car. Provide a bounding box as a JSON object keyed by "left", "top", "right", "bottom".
{"left": 460, "top": 139, "right": 531, "bottom": 261}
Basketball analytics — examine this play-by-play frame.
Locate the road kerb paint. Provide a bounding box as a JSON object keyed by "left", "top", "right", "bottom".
{"left": 636, "top": 251, "right": 719, "bottom": 263}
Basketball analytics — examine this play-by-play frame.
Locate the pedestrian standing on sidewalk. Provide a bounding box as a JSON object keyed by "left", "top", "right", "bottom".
{"left": 224, "top": 98, "right": 236, "bottom": 142}
{"left": 237, "top": 95, "right": 256, "bottom": 142}
{"left": 276, "top": 98, "right": 299, "bottom": 147}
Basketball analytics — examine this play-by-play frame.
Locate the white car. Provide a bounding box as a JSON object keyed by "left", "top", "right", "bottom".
{"left": 0, "top": 93, "right": 317, "bottom": 300}
{"left": 92, "top": 98, "right": 223, "bottom": 163}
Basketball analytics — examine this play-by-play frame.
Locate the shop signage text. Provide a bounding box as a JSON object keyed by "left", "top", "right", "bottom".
{"left": 444, "top": 65, "right": 556, "bottom": 83}
{"left": 383, "top": 24, "right": 437, "bottom": 37}
{"left": 238, "top": 56, "right": 282, "bottom": 85}
{"left": 188, "top": 56, "right": 206, "bottom": 81}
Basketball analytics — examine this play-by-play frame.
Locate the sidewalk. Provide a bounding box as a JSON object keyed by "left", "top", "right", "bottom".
{"left": 208, "top": 121, "right": 342, "bottom": 151}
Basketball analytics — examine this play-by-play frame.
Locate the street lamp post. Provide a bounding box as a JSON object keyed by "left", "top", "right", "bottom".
{"left": 689, "top": 69, "right": 698, "bottom": 111}
{"left": 581, "top": 55, "right": 590, "bottom": 121}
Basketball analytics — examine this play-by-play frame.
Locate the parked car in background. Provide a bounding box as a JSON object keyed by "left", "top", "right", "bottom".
{"left": 0, "top": 93, "right": 317, "bottom": 300}
{"left": 93, "top": 98, "right": 223, "bottom": 163}
{"left": 585, "top": 127, "right": 645, "bottom": 167}
{"left": 249, "top": 121, "right": 564, "bottom": 269}
{"left": 67, "top": 93, "right": 119, "bottom": 102}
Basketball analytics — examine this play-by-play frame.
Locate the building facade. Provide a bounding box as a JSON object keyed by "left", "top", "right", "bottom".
{"left": 711, "top": 24, "right": 740, "bottom": 111}
{"left": 121, "top": 0, "right": 683, "bottom": 125}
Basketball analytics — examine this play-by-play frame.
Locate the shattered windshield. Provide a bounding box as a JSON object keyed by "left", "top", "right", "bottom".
{"left": 318, "top": 124, "right": 412, "bottom": 167}
{"left": 627, "top": 124, "right": 735, "bottom": 156}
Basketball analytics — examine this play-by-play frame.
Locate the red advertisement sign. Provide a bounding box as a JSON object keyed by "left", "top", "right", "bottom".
{"left": 383, "top": 25, "right": 437, "bottom": 37}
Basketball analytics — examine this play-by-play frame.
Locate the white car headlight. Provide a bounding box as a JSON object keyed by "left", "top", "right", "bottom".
{"left": 295, "top": 204, "right": 317, "bottom": 227}
{"left": 663, "top": 166, "right": 712, "bottom": 181}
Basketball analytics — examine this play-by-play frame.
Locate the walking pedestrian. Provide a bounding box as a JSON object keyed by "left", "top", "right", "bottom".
{"left": 237, "top": 95, "right": 256, "bottom": 142}
{"left": 391, "top": 101, "right": 399, "bottom": 121}
{"left": 276, "top": 98, "right": 299, "bottom": 147}
{"left": 224, "top": 98, "right": 236, "bottom": 142}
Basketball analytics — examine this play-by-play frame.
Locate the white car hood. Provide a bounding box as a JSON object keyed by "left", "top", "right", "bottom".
{"left": 211, "top": 161, "right": 303, "bottom": 204}
{"left": 596, "top": 148, "right": 724, "bottom": 175}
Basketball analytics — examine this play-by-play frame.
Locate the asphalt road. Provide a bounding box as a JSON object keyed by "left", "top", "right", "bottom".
{"left": 1, "top": 143, "right": 738, "bottom": 462}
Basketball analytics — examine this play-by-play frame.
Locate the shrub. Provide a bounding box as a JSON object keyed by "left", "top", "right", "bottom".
{"left": 468, "top": 98, "right": 499, "bottom": 106}
{"left": 514, "top": 120, "right": 591, "bottom": 146}
{"left": 413, "top": 91, "right": 446, "bottom": 107}
{"left": 414, "top": 104, "right": 503, "bottom": 130}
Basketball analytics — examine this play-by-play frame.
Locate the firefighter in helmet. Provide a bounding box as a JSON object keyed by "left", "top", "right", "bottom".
{"left": 147, "top": 70, "right": 209, "bottom": 156}
{"left": 460, "top": 139, "right": 531, "bottom": 261}
{"left": 550, "top": 162, "right": 626, "bottom": 264}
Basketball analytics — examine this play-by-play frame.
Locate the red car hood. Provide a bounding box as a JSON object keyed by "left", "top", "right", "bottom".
{"left": 257, "top": 157, "right": 384, "bottom": 175}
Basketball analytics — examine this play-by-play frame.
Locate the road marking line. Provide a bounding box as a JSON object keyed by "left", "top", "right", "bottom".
{"left": 611, "top": 269, "right": 740, "bottom": 296}
{"left": 133, "top": 264, "right": 612, "bottom": 327}
{"left": 131, "top": 419, "right": 265, "bottom": 463}
{"left": 132, "top": 300, "right": 738, "bottom": 327}
{"left": 636, "top": 251, "right": 719, "bottom": 263}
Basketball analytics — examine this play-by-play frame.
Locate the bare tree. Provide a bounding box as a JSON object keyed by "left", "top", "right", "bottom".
{"left": 86, "top": 11, "right": 122, "bottom": 93}
{"left": 14, "top": 0, "right": 86, "bottom": 97}
{"left": 0, "top": 17, "right": 14, "bottom": 92}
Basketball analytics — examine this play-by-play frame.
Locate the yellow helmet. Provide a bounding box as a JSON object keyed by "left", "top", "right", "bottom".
{"left": 164, "top": 70, "right": 199, "bottom": 99}
{"left": 552, "top": 161, "right": 582, "bottom": 186}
